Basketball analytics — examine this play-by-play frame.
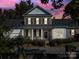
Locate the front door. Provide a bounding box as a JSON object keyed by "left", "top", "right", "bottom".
{"left": 44, "top": 32, "right": 48, "bottom": 39}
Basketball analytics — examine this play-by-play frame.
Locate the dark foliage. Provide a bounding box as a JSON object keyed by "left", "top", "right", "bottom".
{"left": 49, "top": 39, "right": 75, "bottom": 46}
{"left": 31, "top": 40, "right": 45, "bottom": 46}
{"left": 0, "top": 0, "right": 33, "bottom": 19}
{"left": 41, "top": 0, "right": 49, "bottom": 4}
{"left": 64, "top": 0, "right": 79, "bottom": 21}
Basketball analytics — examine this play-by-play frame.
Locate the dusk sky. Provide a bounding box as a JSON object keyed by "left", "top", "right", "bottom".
{"left": 0, "top": 0, "right": 72, "bottom": 19}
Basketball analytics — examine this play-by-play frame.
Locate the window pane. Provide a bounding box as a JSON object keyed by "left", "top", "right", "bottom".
{"left": 71, "top": 29, "right": 75, "bottom": 35}
{"left": 52, "top": 29, "right": 66, "bottom": 39}
{"left": 44, "top": 18, "right": 47, "bottom": 24}
{"left": 28, "top": 18, "right": 31, "bottom": 24}
{"left": 36, "top": 18, "right": 39, "bottom": 24}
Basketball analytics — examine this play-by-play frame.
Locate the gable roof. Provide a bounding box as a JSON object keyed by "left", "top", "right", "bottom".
{"left": 23, "top": 6, "right": 52, "bottom": 17}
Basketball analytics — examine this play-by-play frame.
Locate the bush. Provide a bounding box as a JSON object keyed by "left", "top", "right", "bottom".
{"left": 49, "top": 39, "right": 60, "bottom": 46}
{"left": 49, "top": 38, "right": 75, "bottom": 46}
{"left": 74, "top": 34, "right": 79, "bottom": 41}
{"left": 65, "top": 45, "right": 76, "bottom": 52}
{"left": 24, "top": 37, "right": 32, "bottom": 44}
{"left": 62, "top": 38, "right": 75, "bottom": 43}
{"left": 31, "top": 40, "right": 45, "bottom": 47}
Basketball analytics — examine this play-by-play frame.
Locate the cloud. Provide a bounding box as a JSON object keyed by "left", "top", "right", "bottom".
{"left": 0, "top": 0, "right": 20, "bottom": 9}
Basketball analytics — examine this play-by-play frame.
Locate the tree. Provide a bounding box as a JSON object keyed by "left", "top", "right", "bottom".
{"left": 40, "top": 0, "right": 64, "bottom": 9}
{"left": 27, "top": 0, "right": 31, "bottom": 5}
{"left": 0, "top": 25, "right": 15, "bottom": 54}
{"left": 15, "top": 0, "right": 33, "bottom": 19}
{"left": 41, "top": 0, "right": 49, "bottom": 4}
{"left": 0, "top": 25, "right": 10, "bottom": 39}
{"left": 51, "top": 0, "right": 64, "bottom": 9}
{"left": 64, "top": 0, "right": 79, "bottom": 21}
{"left": 13, "top": 36, "right": 26, "bottom": 59}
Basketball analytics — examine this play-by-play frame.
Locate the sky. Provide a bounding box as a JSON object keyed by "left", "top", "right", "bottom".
{"left": 0, "top": 0, "right": 20, "bottom": 9}
{"left": 0, "top": 0, "right": 72, "bottom": 19}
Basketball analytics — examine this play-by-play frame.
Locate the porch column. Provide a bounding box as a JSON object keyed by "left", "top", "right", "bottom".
{"left": 41, "top": 29, "right": 43, "bottom": 40}
{"left": 32, "top": 29, "right": 33, "bottom": 40}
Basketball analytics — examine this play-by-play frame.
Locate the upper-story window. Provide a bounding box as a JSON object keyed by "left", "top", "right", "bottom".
{"left": 28, "top": 18, "right": 31, "bottom": 24}
{"left": 71, "top": 29, "right": 75, "bottom": 35}
{"left": 36, "top": 18, "right": 39, "bottom": 24}
{"left": 44, "top": 18, "right": 48, "bottom": 24}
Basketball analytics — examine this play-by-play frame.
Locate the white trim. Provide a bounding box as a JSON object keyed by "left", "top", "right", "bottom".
{"left": 41, "top": 29, "right": 43, "bottom": 40}
{"left": 32, "top": 29, "right": 33, "bottom": 40}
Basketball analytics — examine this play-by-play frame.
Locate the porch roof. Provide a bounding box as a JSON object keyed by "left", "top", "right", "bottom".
{"left": 52, "top": 20, "right": 79, "bottom": 28}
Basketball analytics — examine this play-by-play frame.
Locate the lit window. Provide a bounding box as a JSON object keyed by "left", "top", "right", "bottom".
{"left": 52, "top": 29, "right": 66, "bottom": 39}
{"left": 44, "top": 18, "right": 47, "bottom": 24}
{"left": 36, "top": 18, "right": 39, "bottom": 24}
{"left": 28, "top": 18, "right": 31, "bottom": 24}
{"left": 71, "top": 29, "right": 75, "bottom": 35}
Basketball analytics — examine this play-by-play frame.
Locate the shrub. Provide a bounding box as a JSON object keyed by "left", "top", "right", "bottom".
{"left": 74, "top": 34, "right": 79, "bottom": 41}
{"left": 24, "top": 37, "right": 32, "bottom": 45}
{"left": 65, "top": 45, "right": 76, "bottom": 52}
{"left": 49, "top": 39, "right": 60, "bottom": 46}
{"left": 62, "top": 38, "right": 75, "bottom": 43}
{"left": 31, "top": 40, "right": 45, "bottom": 47}
{"left": 49, "top": 38, "right": 75, "bottom": 46}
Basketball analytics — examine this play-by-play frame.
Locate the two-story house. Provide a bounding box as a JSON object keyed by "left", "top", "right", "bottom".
{"left": 23, "top": 6, "right": 52, "bottom": 40}
{"left": 4, "top": 6, "right": 79, "bottom": 40}
{"left": 23, "top": 6, "right": 79, "bottom": 40}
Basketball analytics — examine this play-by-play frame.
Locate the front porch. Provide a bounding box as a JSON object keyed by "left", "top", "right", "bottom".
{"left": 24, "top": 29, "right": 51, "bottom": 40}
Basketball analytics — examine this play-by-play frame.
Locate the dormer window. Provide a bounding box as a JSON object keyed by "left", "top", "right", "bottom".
{"left": 44, "top": 18, "right": 47, "bottom": 24}
{"left": 36, "top": 18, "right": 39, "bottom": 24}
{"left": 28, "top": 18, "right": 31, "bottom": 24}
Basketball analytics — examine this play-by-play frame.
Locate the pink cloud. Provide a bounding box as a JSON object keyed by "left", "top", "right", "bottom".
{"left": 0, "top": 0, "right": 20, "bottom": 9}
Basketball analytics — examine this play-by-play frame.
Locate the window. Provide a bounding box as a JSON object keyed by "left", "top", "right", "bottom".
{"left": 44, "top": 32, "right": 48, "bottom": 38}
{"left": 36, "top": 18, "right": 39, "bottom": 24}
{"left": 28, "top": 18, "right": 31, "bottom": 24}
{"left": 28, "top": 30, "right": 31, "bottom": 36}
{"left": 34, "top": 29, "right": 36, "bottom": 37}
{"left": 44, "top": 18, "right": 47, "bottom": 24}
{"left": 52, "top": 28, "right": 66, "bottom": 39}
{"left": 71, "top": 29, "right": 75, "bottom": 35}
{"left": 36, "top": 30, "right": 39, "bottom": 36}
